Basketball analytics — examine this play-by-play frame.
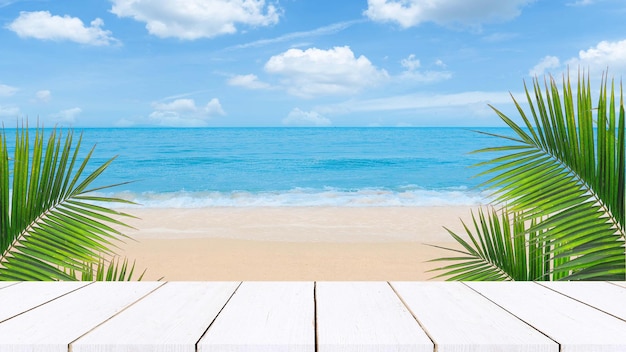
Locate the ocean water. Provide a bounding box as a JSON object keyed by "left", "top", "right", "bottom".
{"left": 9, "top": 127, "right": 509, "bottom": 207}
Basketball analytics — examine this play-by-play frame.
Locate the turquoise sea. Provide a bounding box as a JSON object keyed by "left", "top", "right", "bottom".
{"left": 21, "top": 127, "right": 509, "bottom": 207}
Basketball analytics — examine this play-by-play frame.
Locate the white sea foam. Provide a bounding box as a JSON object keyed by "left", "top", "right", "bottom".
{"left": 105, "top": 187, "right": 493, "bottom": 208}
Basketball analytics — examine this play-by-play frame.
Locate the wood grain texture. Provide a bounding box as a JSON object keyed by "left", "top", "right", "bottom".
{"left": 539, "top": 282, "right": 626, "bottom": 321}
{"left": 316, "top": 281, "right": 432, "bottom": 352}
{"left": 1, "top": 282, "right": 625, "bottom": 351}
{"left": 198, "top": 281, "right": 315, "bottom": 352}
{"left": 73, "top": 281, "right": 240, "bottom": 352}
{"left": 466, "top": 282, "right": 626, "bottom": 352}
{"left": 0, "top": 282, "right": 89, "bottom": 322}
{"left": 391, "top": 281, "right": 557, "bottom": 352}
{"left": 0, "top": 282, "right": 163, "bottom": 352}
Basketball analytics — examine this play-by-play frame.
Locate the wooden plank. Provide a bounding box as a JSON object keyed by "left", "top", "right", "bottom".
{"left": 72, "top": 281, "right": 240, "bottom": 352}
{"left": 0, "top": 282, "right": 163, "bottom": 352}
{"left": 467, "top": 282, "right": 626, "bottom": 352}
{"left": 198, "top": 281, "right": 314, "bottom": 352}
{"left": 0, "top": 281, "right": 89, "bottom": 323}
{"left": 316, "top": 281, "right": 432, "bottom": 352}
{"left": 539, "top": 282, "right": 626, "bottom": 321}
{"left": 610, "top": 281, "right": 626, "bottom": 288}
{"left": 0, "top": 281, "right": 18, "bottom": 290}
{"left": 391, "top": 281, "right": 557, "bottom": 352}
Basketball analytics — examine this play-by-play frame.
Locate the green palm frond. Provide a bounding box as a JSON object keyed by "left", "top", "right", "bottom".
{"left": 70, "top": 257, "right": 146, "bottom": 281}
{"left": 0, "top": 126, "right": 140, "bottom": 281}
{"left": 429, "top": 207, "right": 549, "bottom": 281}
{"left": 432, "top": 71, "right": 626, "bottom": 281}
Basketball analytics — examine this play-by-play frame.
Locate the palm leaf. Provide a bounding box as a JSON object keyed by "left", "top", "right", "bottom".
{"left": 70, "top": 256, "right": 146, "bottom": 281}
{"left": 0, "top": 126, "right": 141, "bottom": 281}
{"left": 481, "top": 73, "right": 625, "bottom": 280}
{"left": 433, "top": 71, "right": 626, "bottom": 281}
{"left": 429, "top": 207, "right": 549, "bottom": 281}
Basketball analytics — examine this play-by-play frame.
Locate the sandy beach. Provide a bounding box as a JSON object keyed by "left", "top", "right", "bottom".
{"left": 117, "top": 207, "right": 478, "bottom": 281}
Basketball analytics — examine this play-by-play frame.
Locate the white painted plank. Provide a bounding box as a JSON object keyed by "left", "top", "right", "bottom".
{"left": 0, "top": 281, "right": 163, "bottom": 352}
{"left": 467, "top": 282, "right": 626, "bottom": 352}
{"left": 610, "top": 281, "right": 626, "bottom": 288}
{"left": 539, "top": 282, "right": 626, "bottom": 321}
{"left": 0, "top": 281, "right": 18, "bottom": 290}
{"left": 391, "top": 281, "right": 557, "bottom": 352}
{"left": 316, "top": 281, "right": 432, "bottom": 352}
{"left": 0, "top": 281, "right": 89, "bottom": 322}
{"left": 198, "top": 281, "right": 314, "bottom": 352}
{"left": 72, "top": 281, "right": 240, "bottom": 352}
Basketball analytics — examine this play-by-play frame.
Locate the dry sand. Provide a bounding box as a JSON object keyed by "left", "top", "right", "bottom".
{"left": 116, "top": 207, "right": 479, "bottom": 281}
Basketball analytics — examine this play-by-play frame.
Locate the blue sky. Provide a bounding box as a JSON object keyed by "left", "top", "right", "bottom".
{"left": 0, "top": 0, "right": 625, "bottom": 127}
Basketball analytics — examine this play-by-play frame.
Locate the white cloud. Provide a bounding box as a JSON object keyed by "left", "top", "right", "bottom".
{"left": 283, "top": 108, "right": 331, "bottom": 126}
{"left": 110, "top": 0, "right": 280, "bottom": 40}
{"left": 398, "top": 54, "right": 452, "bottom": 83}
{"left": 0, "top": 0, "right": 27, "bottom": 8}
{"left": 149, "top": 98, "right": 225, "bottom": 126}
{"left": 264, "top": 46, "right": 389, "bottom": 98}
{"left": 227, "top": 74, "right": 272, "bottom": 90}
{"left": 0, "top": 105, "right": 19, "bottom": 116}
{"left": 318, "top": 91, "right": 516, "bottom": 115}
{"left": 566, "top": 40, "right": 626, "bottom": 72}
{"left": 401, "top": 54, "right": 421, "bottom": 71}
{"left": 7, "top": 11, "right": 118, "bottom": 46}
{"left": 52, "top": 107, "right": 81, "bottom": 123}
{"left": 0, "top": 84, "right": 18, "bottom": 96}
{"left": 35, "top": 90, "right": 51, "bottom": 103}
{"left": 529, "top": 39, "right": 626, "bottom": 78}
{"left": 364, "top": 0, "right": 534, "bottom": 28}
{"left": 230, "top": 20, "right": 360, "bottom": 50}
{"left": 205, "top": 98, "right": 225, "bottom": 116}
{"left": 152, "top": 98, "right": 197, "bottom": 112}
{"left": 312, "top": 90, "right": 523, "bottom": 126}
{"left": 529, "top": 55, "right": 560, "bottom": 76}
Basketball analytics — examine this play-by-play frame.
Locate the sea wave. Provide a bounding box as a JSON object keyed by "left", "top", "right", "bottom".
{"left": 103, "top": 186, "right": 493, "bottom": 208}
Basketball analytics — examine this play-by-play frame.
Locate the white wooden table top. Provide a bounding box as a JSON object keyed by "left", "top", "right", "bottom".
{"left": 1, "top": 281, "right": 625, "bottom": 352}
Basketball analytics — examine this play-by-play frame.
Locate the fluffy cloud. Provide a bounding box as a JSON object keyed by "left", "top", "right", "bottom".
{"left": 566, "top": 40, "right": 626, "bottom": 72}
{"left": 110, "top": 0, "right": 280, "bottom": 40}
{"left": 35, "top": 90, "right": 51, "bottom": 103}
{"left": 7, "top": 11, "right": 118, "bottom": 46}
{"left": 401, "top": 54, "right": 421, "bottom": 71}
{"left": 283, "top": 108, "right": 331, "bottom": 126}
{"left": 227, "top": 74, "right": 272, "bottom": 90}
{"left": 149, "top": 98, "right": 225, "bottom": 126}
{"left": 529, "top": 56, "right": 560, "bottom": 76}
{"left": 364, "top": 0, "right": 534, "bottom": 28}
{"left": 264, "top": 46, "right": 389, "bottom": 98}
{"left": 52, "top": 107, "right": 81, "bottom": 123}
{"left": 530, "top": 39, "right": 626, "bottom": 77}
{"left": 399, "top": 54, "right": 452, "bottom": 83}
{"left": 0, "top": 84, "right": 18, "bottom": 97}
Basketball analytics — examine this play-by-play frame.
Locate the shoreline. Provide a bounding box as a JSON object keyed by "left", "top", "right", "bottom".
{"left": 116, "top": 206, "right": 478, "bottom": 281}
